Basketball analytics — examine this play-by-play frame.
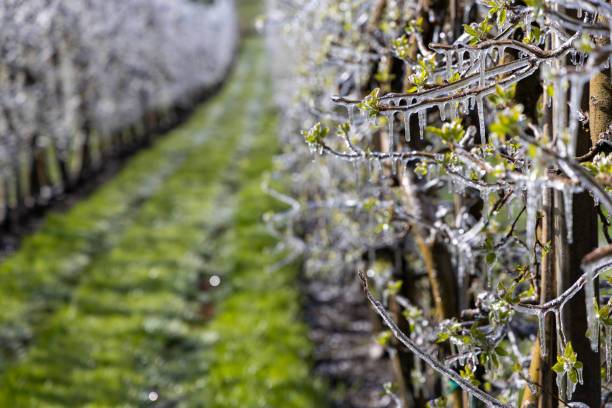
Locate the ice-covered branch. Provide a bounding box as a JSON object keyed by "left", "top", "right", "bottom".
{"left": 360, "top": 270, "right": 512, "bottom": 408}
{"left": 515, "top": 245, "right": 612, "bottom": 314}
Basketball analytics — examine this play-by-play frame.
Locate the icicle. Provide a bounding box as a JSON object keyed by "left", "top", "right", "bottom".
{"left": 567, "top": 78, "right": 584, "bottom": 158}
{"left": 445, "top": 50, "right": 453, "bottom": 81}
{"left": 563, "top": 185, "right": 574, "bottom": 243}
{"left": 577, "top": 365, "right": 584, "bottom": 384}
{"left": 566, "top": 362, "right": 582, "bottom": 400}
{"left": 388, "top": 112, "right": 395, "bottom": 153}
{"left": 418, "top": 110, "right": 426, "bottom": 140}
{"left": 469, "top": 96, "right": 476, "bottom": 110}
{"left": 457, "top": 346, "right": 466, "bottom": 366}
{"left": 439, "top": 103, "right": 446, "bottom": 121}
{"left": 525, "top": 14, "right": 532, "bottom": 39}
{"left": 403, "top": 111, "right": 412, "bottom": 142}
{"left": 479, "top": 50, "right": 487, "bottom": 87}
{"left": 450, "top": 102, "right": 457, "bottom": 120}
{"left": 555, "top": 309, "right": 565, "bottom": 347}
{"left": 484, "top": 255, "right": 492, "bottom": 289}
{"left": 391, "top": 156, "right": 398, "bottom": 177}
{"left": 584, "top": 260, "right": 599, "bottom": 352}
{"left": 555, "top": 369, "right": 564, "bottom": 398}
{"left": 457, "top": 50, "right": 464, "bottom": 75}
{"left": 348, "top": 105, "right": 355, "bottom": 127}
{"left": 526, "top": 181, "right": 538, "bottom": 267}
{"left": 577, "top": 7, "right": 582, "bottom": 18}
{"left": 538, "top": 310, "right": 548, "bottom": 357}
{"left": 553, "top": 78, "right": 567, "bottom": 154}
{"left": 476, "top": 97, "right": 486, "bottom": 143}
{"left": 498, "top": 46, "right": 506, "bottom": 63}
{"left": 456, "top": 245, "right": 470, "bottom": 310}
{"left": 460, "top": 99, "right": 468, "bottom": 115}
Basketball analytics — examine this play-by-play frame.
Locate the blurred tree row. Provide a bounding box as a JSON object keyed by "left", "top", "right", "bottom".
{"left": 0, "top": 0, "right": 237, "bottom": 230}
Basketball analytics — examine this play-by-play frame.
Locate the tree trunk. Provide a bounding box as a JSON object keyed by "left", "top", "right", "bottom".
{"left": 589, "top": 25, "right": 612, "bottom": 145}
{"left": 540, "top": 187, "right": 557, "bottom": 408}
{"left": 557, "top": 79, "right": 602, "bottom": 406}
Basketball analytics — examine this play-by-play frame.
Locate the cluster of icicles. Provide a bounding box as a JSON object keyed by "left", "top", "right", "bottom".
{"left": 335, "top": 43, "right": 538, "bottom": 146}
{"left": 270, "top": 0, "right": 612, "bottom": 403}
{"left": 320, "top": 13, "right": 612, "bottom": 404}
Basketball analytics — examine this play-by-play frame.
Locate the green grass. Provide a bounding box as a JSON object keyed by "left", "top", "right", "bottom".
{"left": 0, "top": 39, "right": 258, "bottom": 407}
{"left": 202, "top": 85, "right": 326, "bottom": 408}
{"left": 0, "top": 40, "right": 253, "bottom": 363}
{"left": 0, "top": 38, "right": 325, "bottom": 407}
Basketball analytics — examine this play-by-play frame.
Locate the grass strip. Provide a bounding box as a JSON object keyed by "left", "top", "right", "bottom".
{"left": 0, "top": 41, "right": 259, "bottom": 406}
{"left": 202, "top": 55, "right": 327, "bottom": 408}
{"left": 0, "top": 41, "right": 254, "bottom": 371}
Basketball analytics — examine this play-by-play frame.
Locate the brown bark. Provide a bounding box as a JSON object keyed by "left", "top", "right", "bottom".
{"left": 557, "top": 188, "right": 600, "bottom": 406}
{"left": 540, "top": 187, "right": 557, "bottom": 408}
{"left": 368, "top": 0, "right": 387, "bottom": 34}
{"left": 411, "top": 221, "right": 457, "bottom": 321}
{"left": 29, "top": 138, "right": 42, "bottom": 202}
{"left": 29, "top": 135, "right": 50, "bottom": 204}
{"left": 589, "top": 16, "right": 612, "bottom": 146}
{"left": 77, "top": 122, "right": 93, "bottom": 184}
{"left": 57, "top": 153, "right": 72, "bottom": 193}
{"left": 522, "top": 338, "right": 542, "bottom": 407}
{"left": 400, "top": 169, "right": 462, "bottom": 407}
